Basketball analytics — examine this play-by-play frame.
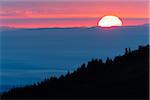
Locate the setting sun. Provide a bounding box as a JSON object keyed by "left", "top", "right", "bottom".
{"left": 98, "top": 16, "right": 123, "bottom": 27}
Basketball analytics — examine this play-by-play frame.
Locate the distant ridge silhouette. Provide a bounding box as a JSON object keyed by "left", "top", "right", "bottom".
{"left": 1, "top": 24, "right": 149, "bottom": 30}
{"left": 1, "top": 45, "right": 149, "bottom": 99}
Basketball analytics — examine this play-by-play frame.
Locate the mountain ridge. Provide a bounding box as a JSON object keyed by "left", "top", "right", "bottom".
{"left": 1, "top": 45, "right": 149, "bottom": 99}
{"left": 0, "top": 24, "right": 149, "bottom": 30}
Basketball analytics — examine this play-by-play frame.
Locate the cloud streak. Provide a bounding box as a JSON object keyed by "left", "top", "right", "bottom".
{"left": 0, "top": 18, "right": 149, "bottom": 28}
{"left": 0, "top": 0, "right": 149, "bottom": 28}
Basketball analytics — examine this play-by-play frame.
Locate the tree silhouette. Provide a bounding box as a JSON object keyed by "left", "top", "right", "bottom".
{"left": 1, "top": 45, "right": 149, "bottom": 99}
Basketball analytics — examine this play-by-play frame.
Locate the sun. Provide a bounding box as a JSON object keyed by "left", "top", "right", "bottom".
{"left": 98, "top": 16, "right": 123, "bottom": 27}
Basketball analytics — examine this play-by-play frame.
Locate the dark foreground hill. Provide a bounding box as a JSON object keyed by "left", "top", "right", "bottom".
{"left": 1, "top": 45, "right": 149, "bottom": 99}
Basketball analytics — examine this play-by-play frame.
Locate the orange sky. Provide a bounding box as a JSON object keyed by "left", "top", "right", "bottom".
{"left": 0, "top": 1, "right": 149, "bottom": 28}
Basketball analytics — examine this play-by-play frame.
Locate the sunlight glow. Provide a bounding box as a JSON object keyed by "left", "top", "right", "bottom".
{"left": 98, "top": 16, "right": 123, "bottom": 27}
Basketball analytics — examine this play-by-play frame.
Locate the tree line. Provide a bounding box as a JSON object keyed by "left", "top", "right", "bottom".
{"left": 1, "top": 45, "right": 149, "bottom": 99}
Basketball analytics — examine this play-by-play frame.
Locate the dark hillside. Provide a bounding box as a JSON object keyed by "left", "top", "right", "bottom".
{"left": 1, "top": 45, "right": 149, "bottom": 99}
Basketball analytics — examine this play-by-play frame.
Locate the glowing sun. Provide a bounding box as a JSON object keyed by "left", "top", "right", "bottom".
{"left": 98, "top": 16, "right": 122, "bottom": 27}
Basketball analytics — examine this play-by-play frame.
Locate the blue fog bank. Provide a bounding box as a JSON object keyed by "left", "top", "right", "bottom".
{"left": 0, "top": 25, "right": 149, "bottom": 92}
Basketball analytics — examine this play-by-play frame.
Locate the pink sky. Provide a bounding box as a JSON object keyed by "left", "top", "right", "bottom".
{"left": 0, "top": 0, "right": 149, "bottom": 28}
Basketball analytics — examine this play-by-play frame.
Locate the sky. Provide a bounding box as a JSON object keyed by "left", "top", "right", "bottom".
{"left": 0, "top": 0, "right": 149, "bottom": 28}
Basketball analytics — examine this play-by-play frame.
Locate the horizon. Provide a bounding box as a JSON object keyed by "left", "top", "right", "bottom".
{"left": 1, "top": 18, "right": 149, "bottom": 29}
{"left": 1, "top": 23, "right": 149, "bottom": 29}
